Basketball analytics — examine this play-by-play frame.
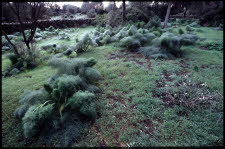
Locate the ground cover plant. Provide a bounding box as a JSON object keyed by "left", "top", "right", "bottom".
{"left": 2, "top": 1, "right": 224, "bottom": 148}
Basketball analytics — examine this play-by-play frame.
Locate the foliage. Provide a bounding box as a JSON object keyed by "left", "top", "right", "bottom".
{"left": 180, "top": 34, "right": 199, "bottom": 45}
{"left": 126, "top": 7, "right": 149, "bottom": 23}
{"left": 93, "top": 14, "right": 106, "bottom": 26}
{"left": 128, "top": 25, "right": 138, "bottom": 36}
{"left": 13, "top": 56, "right": 101, "bottom": 142}
{"left": 160, "top": 35, "right": 182, "bottom": 57}
{"left": 3, "top": 43, "right": 39, "bottom": 77}
{"left": 75, "top": 34, "right": 94, "bottom": 54}
{"left": 138, "top": 31, "right": 200, "bottom": 59}
{"left": 143, "top": 33, "right": 156, "bottom": 41}
{"left": 145, "top": 15, "right": 161, "bottom": 28}
{"left": 138, "top": 45, "right": 173, "bottom": 59}
{"left": 68, "top": 91, "right": 96, "bottom": 119}
{"left": 178, "top": 28, "right": 184, "bottom": 34}
{"left": 106, "top": 9, "right": 123, "bottom": 27}
{"left": 189, "top": 22, "right": 200, "bottom": 27}
{"left": 119, "top": 36, "right": 141, "bottom": 52}
{"left": 58, "top": 32, "right": 70, "bottom": 40}
{"left": 14, "top": 89, "right": 51, "bottom": 119}
{"left": 186, "top": 25, "right": 194, "bottom": 32}
{"left": 3, "top": 25, "right": 223, "bottom": 147}
{"left": 22, "top": 102, "right": 54, "bottom": 138}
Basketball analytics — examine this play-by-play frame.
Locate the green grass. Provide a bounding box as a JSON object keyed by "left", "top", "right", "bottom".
{"left": 2, "top": 25, "right": 223, "bottom": 147}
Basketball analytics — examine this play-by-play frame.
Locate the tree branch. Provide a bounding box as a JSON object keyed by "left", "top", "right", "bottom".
{"left": 2, "top": 29, "right": 20, "bottom": 56}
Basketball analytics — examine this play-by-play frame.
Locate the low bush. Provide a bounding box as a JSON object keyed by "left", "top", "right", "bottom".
{"left": 74, "top": 34, "right": 94, "bottom": 54}
{"left": 160, "top": 34, "right": 182, "bottom": 57}
{"left": 178, "top": 28, "right": 184, "bottom": 34}
{"left": 138, "top": 31, "right": 200, "bottom": 59}
{"left": 93, "top": 14, "right": 106, "bottom": 26}
{"left": 128, "top": 25, "right": 138, "bottom": 36}
{"left": 152, "top": 30, "right": 161, "bottom": 37}
{"left": 145, "top": 15, "right": 161, "bottom": 29}
{"left": 119, "top": 36, "right": 141, "bottom": 52}
{"left": 189, "top": 21, "right": 200, "bottom": 27}
{"left": 3, "top": 44, "right": 39, "bottom": 77}
{"left": 14, "top": 57, "right": 102, "bottom": 141}
{"left": 180, "top": 34, "right": 199, "bottom": 45}
{"left": 186, "top": 25, "right": 194, "bottom": 32}
{"left": 138, "top": 45, "right": 173, "bottom": 59}
{"left": 58, "top": 32, "right": 70, "bottom": 40}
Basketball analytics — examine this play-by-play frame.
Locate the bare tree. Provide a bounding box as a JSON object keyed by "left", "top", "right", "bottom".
{"left": 163, "top": 2, "right": 173, "bottom": 28}
{"left": 1, "top": 2, "right": 45, "bottom": 57}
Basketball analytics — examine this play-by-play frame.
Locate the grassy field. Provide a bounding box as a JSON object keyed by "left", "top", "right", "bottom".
{"left": 2, "top": 26, "right": 223, "bottom": 147}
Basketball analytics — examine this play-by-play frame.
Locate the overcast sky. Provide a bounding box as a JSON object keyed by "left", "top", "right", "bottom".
{"left": 55, "top": 2, "right": 126, "bottom": 9}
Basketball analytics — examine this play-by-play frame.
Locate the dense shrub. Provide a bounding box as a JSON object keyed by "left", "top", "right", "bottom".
{"left": 119, "top": 36, "right": 141, "bottom": 52}
{"left": 93, "top": 14, "right": 106, "bottom": 26}
{"left": 58, "top": 32, "right": 70, "bottom": 40}
{"left": 152, "top": 30, "right": 161, "bottom": 37}
{"left": 138, "top": 31, "right": 200, "bottom": 59}
{"left": 100, "top": 35, "right": 111, "bottom": 45}
{"left": 126, "top": 7, "right": 149, "bottom": 23}
{"left": 14, "top": 57, "right": 102, "bottom": 141}
{"left": 106, "top": 9, "right": 123, "bottom": 27}
{"left": 143, "top": 33, "right": 156, "bottom": 41}
{"left": 87, "top": 8, "right": 96, "bottom": 18}
{"left": 189, "top": 21, "right": 200, "bottom": 27}
{"left": 22, "top": 102, "right": 55, "bottom": 138}
{"left": 3, "top": 43, "right": 39, "bottom": 77}
{"left": 75, "top": 34, "right": 94, "bottom": 54}
{"left": 159, "top": 33, "right": 182, "bottom": 57}
{"left": 128, "top": 25, "right": 138, "bottom": 36}
{"left": 138, "top": 45, "right": 173, "bottom": 59}
{"left": 186, "top": 25, "right": 194, "bottom": 32}
{"left": 145, "top": 15, "right": 161, "bottom": 28}
{"left": 68, "top": 91, "right": 96, "bottom": 119}
{"left": 180, "top": 34, "right": 199, "bottom": 45}
{"left": 178, "top": 28, "right": 184, "bottom": 34}
{"left": 14, "top": 89, "right": 51, "bottom": 119}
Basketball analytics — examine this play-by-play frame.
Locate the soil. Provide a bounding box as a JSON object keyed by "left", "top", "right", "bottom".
{"left": 108, "top": 50, "right": 151, "bottom": 69}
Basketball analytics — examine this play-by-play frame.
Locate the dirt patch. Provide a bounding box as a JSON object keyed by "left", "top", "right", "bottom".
{"left": 176, "top": 110, "right": 189, "bottom": 117}
{"left": 119, "top": 72, "right": 126, "bottom": 78}
{"left": 199, "top": 46, "right": 209, "bottom": 50}
{"left": 108, "top": 51, "right": 151, "bottom": 69}
{"left": 115, "top": 112, "right": 128, "bottom": 121}
{"left": 162, "top": 70, "right": 173, "bottom": 82}
{"left": 106, "top": 94, "right": 126, "bottom": 105}
{"left": 139, "top": 119, "right": 154, "bottom": 135}
{"left": 175, "top": 69, "right": 189, "bottom": 76}
{"left": 153, "top": 69, "right": 221, "bottom": 110}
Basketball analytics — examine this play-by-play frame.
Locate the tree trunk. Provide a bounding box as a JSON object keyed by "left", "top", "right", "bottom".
{"left": 113, "top": 1, "right": 116, "bottom": 10}
{"left": 183, "top": 7, "right": 187, "bottom": 18}
{"left": 163, "top": 2, "right": 172, "bottom": 28}
{"left": 122, "top": 0, "right": 126, "bottom": 23}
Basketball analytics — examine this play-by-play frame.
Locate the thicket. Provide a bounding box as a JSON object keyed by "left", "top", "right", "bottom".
{"left": 13, "top": 57, "right": 102, "bottom": 146}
